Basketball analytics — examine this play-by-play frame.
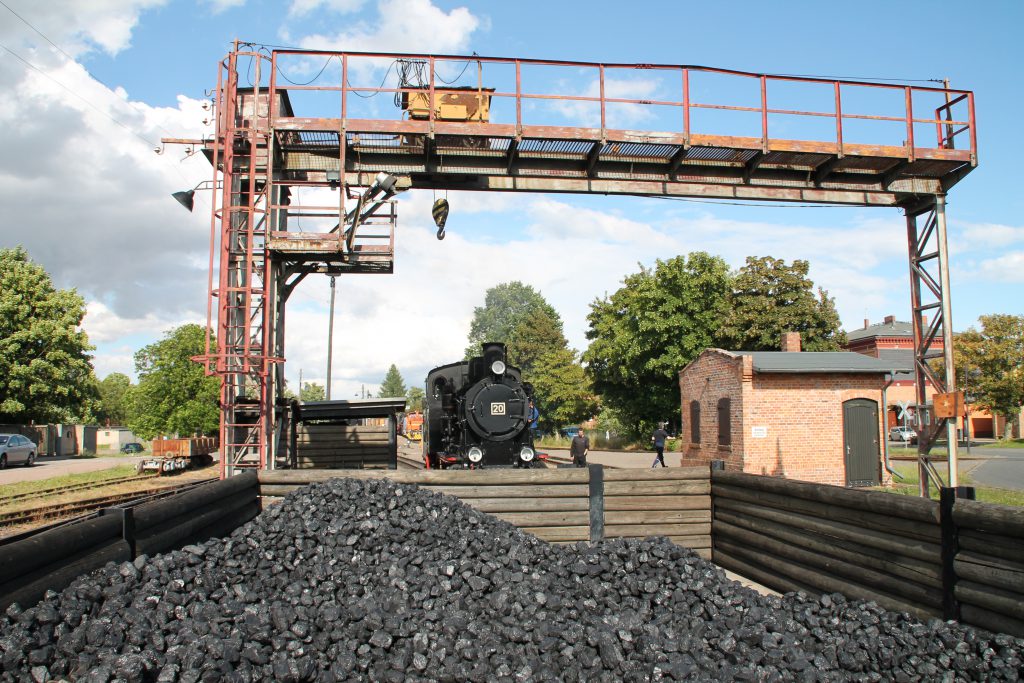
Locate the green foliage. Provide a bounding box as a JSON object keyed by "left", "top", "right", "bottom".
{"left": 378, "top": 364, "right": 407, "bottom": 398}
{"left": 955, "top": 314, "right": 1024, "bottom": 438}
{"left": 300, "top": 382, "right": 325, "bottom": 402}
{"left": 406, "top": 386, "right": 425, "bottom": 412}
{"left": 465, "top": 282, "right": 559, "bottom": 358}
{"left": 529, "top": 348, "right": 599, "bottom": 432}
{"left": 97, "top": 373, "right": 133, "bottom": 426}
{"left": 127, "top": 324, "right": 219, "bottom": 439}
{"left": 722, "top": 256, "right": 846, "bottom": 351}
{"left": 507, "top": 308, "right": 569, "bottom": 375}
{"left": 0, "top": 246, "right": 98, "bottom": 423}
{"left": 583, "top": 252, "right": 732, "bottom": 436}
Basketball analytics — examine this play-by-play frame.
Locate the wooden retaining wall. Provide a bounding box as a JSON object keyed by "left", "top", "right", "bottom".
{"left": 951, "top": 497, "right": 1024, "bottom": 637}
{"left": 293, "top": 424, "right": 396, "bottom": 469}
{"left": 258, "top": 465, "right": 713, "bottom": 559}
{"left": 712, "top": 470, "right": 944, "bottom": 621}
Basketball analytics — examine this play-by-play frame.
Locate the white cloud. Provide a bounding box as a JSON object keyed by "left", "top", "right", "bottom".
{"left": 289, "top": 0, "right": 366, "bottom": 17}
{"left": 973, "top": 252, "right": 1024, "bottom": 283}
{"left": 0, "top": 0, "right": 167, "bottom": 57}
{"left": 551, "top": 76, "right": 661, "bottom": 129}
{"left": 959, "top": 222, "right": 1024, "bottom": 248}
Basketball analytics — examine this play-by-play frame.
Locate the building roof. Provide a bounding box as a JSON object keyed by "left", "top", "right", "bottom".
{"left": 845, "top": 319, "right": 914, "bottom": 342}
{"left": 877, "top": 348, "right": 916, "bottom": 380}
{"left": 740, "top": 351, "right": 911, "bottom": 374}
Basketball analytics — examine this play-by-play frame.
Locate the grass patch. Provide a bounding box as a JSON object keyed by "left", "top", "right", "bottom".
{"left": 877, "top": 462, "right": 1024, "bottom": 507}
{"left": 0, "top": 465, "right": 138, "bottom": 500}
{"left": 981, "top": 438, "right": 1024, "bottom": 449}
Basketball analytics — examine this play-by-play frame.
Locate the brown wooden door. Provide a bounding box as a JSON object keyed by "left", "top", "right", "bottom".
{"left": 843, "top": 398, "right": 880, "bottom": 487}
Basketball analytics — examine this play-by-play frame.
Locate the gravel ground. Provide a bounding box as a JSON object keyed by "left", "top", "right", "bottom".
{"left": 0, "top": 477, "right": 1021, "bottom": 681}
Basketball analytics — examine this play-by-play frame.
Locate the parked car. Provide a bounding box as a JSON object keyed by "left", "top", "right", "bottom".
{"left": 121, "top": 442, "right": 144, "bottom": 454}
{"left": 560, "top": 426, "right": 583, "bottom": 439}
{"left": 0, "top": 433, "right": 37, "bottom": 468}
{"left": 889, "top": 426, "right": 916, "bottom": 444}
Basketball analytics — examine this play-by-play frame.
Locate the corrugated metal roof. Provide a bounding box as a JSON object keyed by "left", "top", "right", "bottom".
{"left": 740, "top": 351, "right": 910, "bottom": 374}
{"left": 846, "top": 319, "right": 915, "bottom": 341}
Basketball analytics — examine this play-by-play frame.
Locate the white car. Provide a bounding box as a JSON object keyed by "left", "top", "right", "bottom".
{"left": 889, "top": 426, "right": 916, "bottom": 444}
{"left": 0, "top": 433, "right": 37, "bottom": 468}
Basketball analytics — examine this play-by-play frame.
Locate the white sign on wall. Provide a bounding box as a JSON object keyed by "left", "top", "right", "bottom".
{"left": 751, "top": 426, "right": 768, "bottom": 438}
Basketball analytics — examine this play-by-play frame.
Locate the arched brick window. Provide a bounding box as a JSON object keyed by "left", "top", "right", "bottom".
{"left": 689, "top": 400, "right": 701, "bottom": 444}
{"left": 718, "top": 397, "right": 732, "bottom": 446}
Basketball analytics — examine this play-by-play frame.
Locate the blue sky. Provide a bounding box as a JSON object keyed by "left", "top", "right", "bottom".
{"left": 1, "top": 0, "right": 1021, "bottom": 398}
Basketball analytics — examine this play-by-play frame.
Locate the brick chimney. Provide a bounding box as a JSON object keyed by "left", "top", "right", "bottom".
{"left": 781, "top": 331, "right": 801, "bottom": 352}
{"left": 863, "top": 318, "right": 870, "bottom": 329}
{"left": 884, "top": 315, "right": 896, "bottom": 324}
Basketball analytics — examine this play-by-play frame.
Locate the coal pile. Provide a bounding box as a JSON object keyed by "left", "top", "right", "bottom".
{"left": 1, "top": 478, "right": 1022, "bottom": 682}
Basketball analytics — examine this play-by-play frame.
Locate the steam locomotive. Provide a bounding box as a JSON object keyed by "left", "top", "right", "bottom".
{"left": 423, "top": 343, "right": 537, "bottom": 469}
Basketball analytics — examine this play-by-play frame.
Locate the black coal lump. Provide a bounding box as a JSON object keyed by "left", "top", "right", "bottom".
{"left": 0, "top": 476, "right": 1021, "bottom": 681}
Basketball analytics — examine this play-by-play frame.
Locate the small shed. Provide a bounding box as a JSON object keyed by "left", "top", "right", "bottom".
{"left": 290, "top": 398, "right": 406, "bottom": 469}
{"left": 678, "top": 334, "right": 906, "bottom": 487}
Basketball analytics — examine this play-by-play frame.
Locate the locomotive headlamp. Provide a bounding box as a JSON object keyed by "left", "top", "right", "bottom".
{"left": 519, "top": 447, "right": 535, "bottom": 462}
{"left": 467, "top": 447, "right": 484, "bottom": 463}
{"left": 490, "top": 360, "right": 506, "bottom": 375}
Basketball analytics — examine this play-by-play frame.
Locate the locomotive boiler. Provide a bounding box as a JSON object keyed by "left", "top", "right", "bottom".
{"left": 423, "top": 343, "right": 537, "bottom": 469}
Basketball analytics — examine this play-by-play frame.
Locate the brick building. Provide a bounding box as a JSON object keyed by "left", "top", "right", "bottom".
{"left": 845, "top": 316, "right": 1011, "bottom": 439}
{"left": 678, "top": 333, "right": 903, "bottom": 487}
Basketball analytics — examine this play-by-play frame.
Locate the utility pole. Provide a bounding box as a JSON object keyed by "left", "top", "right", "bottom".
{"left": 298, "top": 368, "right": 303, "bottom": 402}
{"left": 326, "top": 276, "right": 336, "bottom": 400}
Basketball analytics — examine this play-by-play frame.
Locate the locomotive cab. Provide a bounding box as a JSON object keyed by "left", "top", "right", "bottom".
{"left": 423, "top": 343, "right": 536, "bottom": 469}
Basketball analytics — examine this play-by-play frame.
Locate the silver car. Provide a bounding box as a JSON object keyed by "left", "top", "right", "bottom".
{"left": 0, "top": 433, "right": 37, "bottom": 468}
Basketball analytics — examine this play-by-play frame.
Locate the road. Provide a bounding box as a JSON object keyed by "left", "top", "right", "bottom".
{"left": 960, "top": 449, "right": 1024, "bottom": 491}
{"left": 0, "top": 454, "right": 146, "bottom": 485}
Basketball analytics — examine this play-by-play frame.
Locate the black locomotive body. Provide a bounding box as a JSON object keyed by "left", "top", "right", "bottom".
{"left": 423, "top": 343, "right": 537, "bottom": 469}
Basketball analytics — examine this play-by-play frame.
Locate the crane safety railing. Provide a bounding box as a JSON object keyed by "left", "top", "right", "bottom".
{"left": 249, "top": 48, "right": 975, "bottom": 161}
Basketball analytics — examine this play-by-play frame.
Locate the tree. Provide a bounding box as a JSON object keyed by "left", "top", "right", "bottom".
{"left": 378, "top": 364, "right": 407, "bottom": 398}
{"left": 507, "top": 307, "right": 569, "bottom": 375}
{"left": 406, "top": 386, "right": 425, "bottom": 412}
{"left": 721, "top": 256, "right": 846, "bottom": 351}
{"left": 465, "top": 282, "right": 559, "bottom": 358}
{"left": 128, "top": 324, "right": 219, "bottom": 439}
{"left": 583, "top": 252, "right": 732, "bottom": 436}
{"left": 529, "top": 348, "right": 599, "bottom": 432}
{"left": 97, "top": 372, "right": 133, "bottom": 426}
{"left": 0, "top": 246, "right": 97, "bottom": 423}
{"left": 955, "top": 315, "right": 1024, "bottom": 439}
{"left": 300, "top": 382, "right": 325, "bottom": 402}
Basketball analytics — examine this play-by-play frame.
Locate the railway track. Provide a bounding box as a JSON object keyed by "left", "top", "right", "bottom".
{"left": 1, "top": 474, "right": 158, "bottom": 504}
{"left": 0, "top": 478, "right": 218, "bottom": 527}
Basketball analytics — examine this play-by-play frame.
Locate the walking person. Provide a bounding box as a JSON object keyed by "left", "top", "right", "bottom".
{"left": 651, "top": 423, "right": 669, "bottom": 468}
{"left": 570, "top": 429, "right": 589, "bottom": 468}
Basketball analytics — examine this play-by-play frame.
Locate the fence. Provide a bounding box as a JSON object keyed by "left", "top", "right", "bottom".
{"left": 0, "top": 473, "right": 259, "bottom": 611}
{"left": 710, "top": 469, "right": 1024, "bottom": 636}
{"left": 258, "top": 465, "right": 714, "bottom": 558}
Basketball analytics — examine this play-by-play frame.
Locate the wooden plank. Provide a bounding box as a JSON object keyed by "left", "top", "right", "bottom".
{"left": 460, "top": 498, "right": 589, "bottom": 513}
{"left": 604, "top": 523, "right": 711, "bottom": 538}
{"left": 713, "top": 549, "right": 812, "bottom": 597}
{"left": 604, "top": 495, "right": 711, "bottom": 511}
{"left": 258, "top": 468, "right": 588, "bottom": 486}
{"left": 953, "top": 498, "right": 1024, "bottom": 538}
{"left": 604, "top": 480, "right": 710, "bottom": 496}
{"left": 715, "top": 520, "right": 942, "bottom": 609}
{"left": 713, "top": 483, "right": 940, "bottom": 541}
{"left": 692, "top": 547, "right": 712, "bottom": 560}
{"left": 714, "top": 537, "right": 940, "bottom": 621}
{"left": 713, "top": 497, "right": 940, "bottom": 563}
{"left": 494, "top": 511, "right": 590, "bottom": 527}
{"left": 715, "top": 508, "right": 941, "bottom": 588}
{"left": 954, "top": 580, "right": 1024, "bottom": 624}
{"left": 666, "top": 536, "right": 712, "bottom": 550}
{"left": 960, "top": 604, "right": 1024, "bottom": 639}
{"left": 958, "top": 529, "right": 1024, "bottom": 563}
{"left": 954, "top": 554, "right": 1024, "bottom": 594}
{"left": 604, "top": 510, "right": 711, "bottom": 525}
{"left": 425, "top": 484, "right": 589, "bottom": 499}
{"left": 604, "top": 467, "right": 709, "bottom": 482}
{"left": 522, "top": 526, "right": 590, "bottom": 542}
{"left": 713, "top": 470, "right": 941, "bottom": 524}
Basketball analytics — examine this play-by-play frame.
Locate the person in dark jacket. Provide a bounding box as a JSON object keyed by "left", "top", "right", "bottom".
{"left": 569, "top": 430, "right": 590, "bottom": 468}
{"left": 651, "top": 423, "right": 670, "bottom": 468}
